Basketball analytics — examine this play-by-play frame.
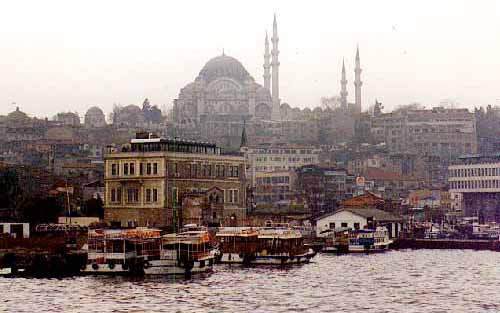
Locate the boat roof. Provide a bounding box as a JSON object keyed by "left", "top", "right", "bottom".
{"left": 216, "top": 227, "right": 259, "bottom": 237}
{"left": 162, "top": 231, "right": 210, "bottom": 244}
{"left": 258, "top": 228, "right": 303, "bottom": 239}
{"left": 89, "top": 228, "right": 161, "bottom": 239}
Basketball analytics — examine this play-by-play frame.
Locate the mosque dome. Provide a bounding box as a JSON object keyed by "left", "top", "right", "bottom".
{"left": 7, "top": 107, "right": 29, "bottom": 122}
{"left": 86, "top": 106, "right": 104, "bottom": 116}
{"left": 198, "top": 54, "right": 252, "bottom": 84}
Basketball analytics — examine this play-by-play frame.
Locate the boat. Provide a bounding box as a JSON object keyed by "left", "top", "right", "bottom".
{"left": 319, "top": 227, "right": 350, "bottom": 253}
{"left": 347, "top": 226, "right": 393, "bottom": 253}
{"left": 142, "top": 226, "right": 215, "bottom": 276}
{"left": 254, "top": 227, "right": 317, "bottom": 264}
{"left": 216, "top": 227, "right": 260, "bottom": 264}
{"left": 216, "top": 225, "right": 316, "bottom": 265}
{"left": 81, "top": 228, "right": 161, "bottom": 275}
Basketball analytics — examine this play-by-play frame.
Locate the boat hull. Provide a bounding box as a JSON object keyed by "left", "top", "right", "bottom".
{"left": 219, "top": 249, "right": 316, "bottom": 265}
{"left": 81, "top": 263, "right": 132, "bottom": 275}
{"left": 143, "top": 257, "right": 214, "bottom": 275}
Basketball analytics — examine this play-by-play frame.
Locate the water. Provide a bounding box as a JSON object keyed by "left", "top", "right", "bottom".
{"left": 2, "top": 250, "right": 500, "bottom": 312}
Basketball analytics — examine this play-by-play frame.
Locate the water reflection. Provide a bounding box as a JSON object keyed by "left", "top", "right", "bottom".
{"left": 2, "top": 250, "right": 500, "bottom": 312}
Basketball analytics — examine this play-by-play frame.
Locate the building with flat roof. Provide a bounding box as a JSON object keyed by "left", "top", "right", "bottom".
{"left": 244, "top": 144, "right": 320, "bottom": 186}
{"left": 448, "top": 154, "right": 500, "bottom": 221}
{"left": 104, "top": 133, "right": 246, "bottom": 229}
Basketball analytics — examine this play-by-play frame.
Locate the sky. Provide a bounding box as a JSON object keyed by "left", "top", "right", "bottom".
{"left": 1, "top": 0, "right": 499, "bottom": 119}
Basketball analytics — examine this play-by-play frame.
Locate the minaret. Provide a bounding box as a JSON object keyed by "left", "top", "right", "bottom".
{"left": 271, "top": 14, "right": 281, "bottom": 121}
{"left": 354, "top": 45, "right": 362, "bottom": 114}
{"left": 263, "top": 31, "right": 271, "bottom": 91}
{"left": 340, "top": 58, "right": 348, "bottom": 109}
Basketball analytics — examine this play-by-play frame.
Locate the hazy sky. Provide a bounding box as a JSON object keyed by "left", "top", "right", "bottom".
{"left": 1, "top": 0, "right": 499, "bottom": 118}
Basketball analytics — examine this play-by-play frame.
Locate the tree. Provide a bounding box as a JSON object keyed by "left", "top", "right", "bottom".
{"left": 17, "top": 196, "right": 63, "bottom": 225}
{"left": 0, "top": 168, "right": 19, "bottom": 209}
{"left": 82, "top": 196, "right": 104, "bottom": 218}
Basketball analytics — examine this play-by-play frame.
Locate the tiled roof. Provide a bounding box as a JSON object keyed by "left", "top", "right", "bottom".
{"left": 363, "top": 167, "right": 418, "bottom": 181}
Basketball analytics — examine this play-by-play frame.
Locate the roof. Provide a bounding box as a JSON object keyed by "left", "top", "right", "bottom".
{"left": 363, "top": 167, "right": 418, "bottom": 181}
{"left": 339, "top": 191, "right": 384, "bottom": 207}
{"left": 83, "top": 180, "right": 104, "bottom": 188}
{"left": 198, "top": 54, "right": 252, "bottom": 84}
{"left": 316, "top": 207, "right": 402, "bottom": 222}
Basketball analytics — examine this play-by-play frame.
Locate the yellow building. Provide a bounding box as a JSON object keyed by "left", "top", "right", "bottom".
{"left": 104, "top": 134, "right": 246, "bottom": 229}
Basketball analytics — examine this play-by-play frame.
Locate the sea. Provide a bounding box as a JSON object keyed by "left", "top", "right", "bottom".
{"left": 1, "top": 250, "right": 500, "bottom": 312}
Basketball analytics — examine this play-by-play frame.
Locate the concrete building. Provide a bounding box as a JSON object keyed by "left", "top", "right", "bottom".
{"left": 245, "top": 144, "right": 320, "bottom": 186}
{"left": 448, "top": 155, "right": 500, "bottom": 221}
{"left": 370, "top": 107, "right": 477, "bottom": 160}
{"left": 0, "top": 223, "right": 30, "bottom": 238}
{"left": 316, "top": 207, "right": 402, "bottom": 238}
{"left": 254, "top": 170, "right": 297, "bottom": 206}
{"left": 55, "top": 112, "right": 80, "bottom": 127}
{"left": 104, "top": 133, "right": 246, "bottom": 228}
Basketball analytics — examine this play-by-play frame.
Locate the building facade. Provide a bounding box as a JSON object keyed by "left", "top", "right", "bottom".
{"left": 448, "top": 155, "right": 500, "bottom": 221}
{"left": 104, "top": 134, "right": 246, "bottom": 228}
{"left": 370, "top": 107, "right": 477, "bottom": 159}
{"left": 245, "top": 144, "right": 320, "bottom": 186}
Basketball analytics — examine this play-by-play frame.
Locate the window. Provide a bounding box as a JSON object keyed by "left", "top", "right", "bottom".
{"left": 341, "top": 222, "right": 348, "bottom": 228}
{"left": 233, "top": 166, "right": 239, "bottom": 178}
{"left": 329, "top": 222, "right": 335, "bottom": 229}
{"left": 153, "top": 189, "right": 158, "bottom": 202}
{"left": 225, "top": 189, "right": 239, "bottom": 204}
{"left": 111, "top": 189, "right": 116, "bottom": 202}
{"left": 117, "top": 188, "right": 121, "bottom": 202}
{"left": 130, "top": 162, "right": 135, "bottom": 175}
{"left": 147, "top": 163, "right": 152, "bottom": 175}
{"left": 140, "top": 163, "right": 144, "bottom": 175}
{"left": 191, "top": 163, "right": 197, "bottom": 177}
{"left": 146, "top": 189, "right": 152, "bottom": 202}
{"left": 111, "top": 164, "right": 117, "bottom": 176}
{"left": 354, "top": 223, "right": 360, "bottom": 230}
{"left": 153, "top": 163, "right": 158, "bottom": 175}
{"left": 127, "top": 188, "right": 139, "bottom": 203}
{"left": 124, "top": 163, "right": 129, "bottom": 175}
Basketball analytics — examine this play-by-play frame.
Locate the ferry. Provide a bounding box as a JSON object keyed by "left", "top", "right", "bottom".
{"left": 216, "top": 225, "right": 316, "bottom": 265}
{"left": 347, "top": 226, "right": 393, "bottom": 253}
{"left": 142, "top": 226, "right": 215, "bottom": 276}
{"left": 255, "top": 227, "right": 317, "bottom": 265}
{"left": 319, "top": 227, "right": 350, "bottom": 253}
{"left": 216, "top": 227, "right": 260, "bottom": 264}
{"left": 81, "top": 228, "right": 161, "bottom": 275}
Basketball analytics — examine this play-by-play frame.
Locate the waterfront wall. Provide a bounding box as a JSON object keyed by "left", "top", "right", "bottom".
{"left": 392, "top": 239, "right": 500, "bottom": 251}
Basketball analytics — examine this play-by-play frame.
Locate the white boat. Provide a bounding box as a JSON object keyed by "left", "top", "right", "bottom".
{"left": 143, "top": 227, "right": 215, "bottom": 276}
{"left": 348, "top": 226, "right": 393, "bottom": 253}
{"left": 81, "top": 228, "right": 161, "bottom": 275}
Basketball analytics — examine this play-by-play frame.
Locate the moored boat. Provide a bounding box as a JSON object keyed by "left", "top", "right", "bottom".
{"left": 81, "top": 228, "right": 161, "bottom": 275}
{"left": 347, "top": 226, "right": 392, "bottom": 253}
{"left": 216, "top": 225, "right": 316, "bottom": 265}
{"left": 216, "top": 227, "right": 260, "bottom": 264}
{"left": 320, "top": 227, "right": 350, "bottom": 253}
{"left": 143, "top": 226, "right": 215, "bottom": 276}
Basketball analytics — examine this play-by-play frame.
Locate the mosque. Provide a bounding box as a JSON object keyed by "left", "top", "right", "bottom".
{"left": 173, "top": 15, "right": 363, "bottom": 150}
